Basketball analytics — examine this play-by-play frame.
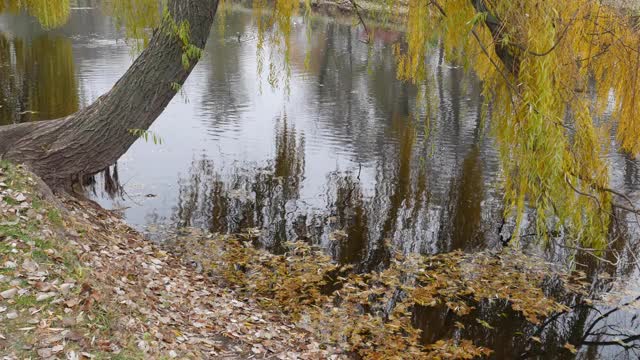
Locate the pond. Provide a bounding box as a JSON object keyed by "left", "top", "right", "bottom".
{"left": 1, "top": 5, "right": 640, "bottom": 359}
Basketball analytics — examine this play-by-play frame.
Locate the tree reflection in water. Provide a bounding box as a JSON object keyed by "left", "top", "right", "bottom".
{"left": 0, "top": 31, "right": 78, "bottom": 125}
{"left": 11, "top": 8, "right": 640, "bottom": 358}
{"left": 157, "top": 107, "right": 640, "bottom": 357}
{"left": 172, "top": 116, "right": 305, "bottom": 253}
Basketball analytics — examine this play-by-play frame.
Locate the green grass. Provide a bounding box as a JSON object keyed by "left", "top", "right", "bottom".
{"left": 33, "top": 237, "right": 52, "bottom": 249}
{"left": 47, "top": 209, "right": 63, "bottom": 226}
{"left": 31, "top": 198, "right": 43, "bottom": 210}
{"left": 31, "top": 248, "right": 50, "bottom": 262}
{"left": 14, "top": 294, "right": 37, "bottom": 308}
{"left": 0, "top": 225, "right": 31, "bottom": 242}
{"left": 0, "top": 241, "right": 12, "bottom": 254}
{"left": 2, "top": 197, "right": 19, "bottom": 206}
{"left": 88, "top": 306, "right": 116, "bottom": 331}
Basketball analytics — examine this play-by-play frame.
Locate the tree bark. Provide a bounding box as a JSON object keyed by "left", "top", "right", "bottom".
{"left": 0, "top": 0, "right": 220, "bottom": 188}
{"left": 470, "top": 0, "right": 519, "bottom": 73}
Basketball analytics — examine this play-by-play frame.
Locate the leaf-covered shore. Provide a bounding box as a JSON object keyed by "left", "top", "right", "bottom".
{"left": 0, "top": 162, "right": 337, "bottom": 359}
{"left": 0, "top": 162, "right": 586, "bottom": 359}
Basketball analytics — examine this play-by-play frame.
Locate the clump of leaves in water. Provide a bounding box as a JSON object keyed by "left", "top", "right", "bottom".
{"left": 168, "top": 229, "right": 585, "bottom": 358}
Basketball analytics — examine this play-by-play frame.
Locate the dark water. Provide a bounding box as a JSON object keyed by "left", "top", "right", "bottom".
{"left": 2, "top": 6, "right": 640, "bottom": 359}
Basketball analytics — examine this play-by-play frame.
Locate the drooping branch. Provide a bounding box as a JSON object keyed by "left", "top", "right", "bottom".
{"left": 0, "top": 0, "right": 220, "bottom": 188}
{"left": 469, "top": 0, "right": 520, "bottom": 73}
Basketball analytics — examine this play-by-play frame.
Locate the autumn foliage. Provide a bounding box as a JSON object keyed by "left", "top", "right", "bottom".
{"left": 170, "top": 231, "right": 584, "bottom": 358}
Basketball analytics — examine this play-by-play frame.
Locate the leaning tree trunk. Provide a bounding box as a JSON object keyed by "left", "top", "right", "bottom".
{"left": 0, "top": 0, "right": 219, "bottom": 188}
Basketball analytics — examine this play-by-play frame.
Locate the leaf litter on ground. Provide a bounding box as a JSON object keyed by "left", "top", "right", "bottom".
{"left": 0, "top": 162, "right": 592, "bottom": 359}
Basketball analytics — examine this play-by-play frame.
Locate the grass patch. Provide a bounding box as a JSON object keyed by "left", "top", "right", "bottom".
{"left": 2, "top": 197, "right": 18, "bottom": 206}
{"left": 87, "top": 306, "right": 116, "bottom": 331}
{"left": 47, "top": 209, "right": 63, "bottom": 226}
{"left": 31, "top": 198, "right": 43, "bottom": 210}
{"left": 0, "top": 241, "right": 12, "bottom": 254}
{"left": 31, "top": 248, "right": 50, "bottom": 262}
{"left": 14, "top": 294, "right": 37, "bottom": 308}
{"left": 33, "top": 237, "right": 52, "bottom": 249}
{"left": 0, "top": 225, "right": 31, "bottom": 242}
{"left": 0, "top": 159, "right": 11, "bottom": 170}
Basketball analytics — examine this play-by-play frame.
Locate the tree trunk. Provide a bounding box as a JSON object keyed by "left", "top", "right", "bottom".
{"left": 0, "top": 0, "right": 219, "bottom": 188}
{"left": 470, "top": 0, "right": 519, "bottom": 73}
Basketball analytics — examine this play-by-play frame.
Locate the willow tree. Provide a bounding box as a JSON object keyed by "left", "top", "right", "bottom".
{"left": 1, "top": 0, "right": 640, "bottom": 247}
{"left": 393, "top": 0, "right": 640, "bottom": 247}
{"left": 0, "top": 0, "right": 219, "bottom": 186}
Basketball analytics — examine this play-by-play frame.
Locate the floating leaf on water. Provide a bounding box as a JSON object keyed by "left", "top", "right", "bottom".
{"left": 563, "top": 343, "right": 577, "bottom": 354}
{"left": 476, "top": 319, "right": 494, "bottom": 330}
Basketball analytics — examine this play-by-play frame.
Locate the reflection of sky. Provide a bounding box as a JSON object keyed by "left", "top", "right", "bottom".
{"left": 0, "top": 8, "right": 503, "bottom": 253}
{"left": 71, "top": 10, "right": 483, "bottom": 230}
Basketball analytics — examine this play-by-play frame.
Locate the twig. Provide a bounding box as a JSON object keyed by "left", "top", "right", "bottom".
{"left": 564, "top": 173, "right": 602, "bottom": 209}
{"left": 349, "top": 0, "right": 370, "bottom": 44}
{"left": 429, "top": 1, "right": 573, "bottom": 131}
{"left": 513, "top": 9, "right": 579, "bottom": 57}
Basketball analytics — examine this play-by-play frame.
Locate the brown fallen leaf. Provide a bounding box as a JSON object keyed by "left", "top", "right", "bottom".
{"left": 22, "top": 259, "right": 39, "bottom": 273}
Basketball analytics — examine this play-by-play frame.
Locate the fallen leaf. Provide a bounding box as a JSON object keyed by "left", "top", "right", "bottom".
{"left": 563, "top": 343, "right": 577, "bottom": 354}
{"left": 1, "top": 288, "right": 17, "bottom": 299}
{"left": 36, "top": 292, "right": 56, "bottom": 302}
{"left": 22, "top": 259, "right": 38, "bottom": 273}
{"left": 6, "top": 310, "right": 18, "bottom": 320}
{"left": 37, "top": 348, "right": 53, "bottom": 358}
{"left": 137, "top": 340, "right": 149, "bottom": 352}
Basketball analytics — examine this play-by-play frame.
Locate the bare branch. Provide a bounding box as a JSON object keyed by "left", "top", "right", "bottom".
{"left": 349, "top": 0, "right": 371, "bottom": 44}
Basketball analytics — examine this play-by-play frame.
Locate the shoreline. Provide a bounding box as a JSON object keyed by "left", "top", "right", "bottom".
{"left": 0, "top": 162, "right": 337, "bottom": 359}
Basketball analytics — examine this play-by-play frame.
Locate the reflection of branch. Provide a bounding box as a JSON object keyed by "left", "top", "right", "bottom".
{"left": 554, "top": 240, "right": 621, "bottom": 267}
{"left": 580, "top": 294, "right": 640, "bottom": 345}
{"left": 349, "top": 0, "right": 370, "bottom": 44}
{"left": 582, "top": 334, "right": 640, "bottom": 349}
{"left": 601, "top": 186, "right": 640, "bottom": 215}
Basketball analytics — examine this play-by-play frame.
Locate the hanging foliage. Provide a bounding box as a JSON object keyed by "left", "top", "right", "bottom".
{"left": 5, "top": 0, "right": 640, "bottom": 247}
{"left": 103, "top": 0, "right": 162, "bottom": 49}
{"left": 395, "top": 0, "right": 640, "bottom": 247}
